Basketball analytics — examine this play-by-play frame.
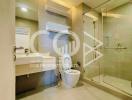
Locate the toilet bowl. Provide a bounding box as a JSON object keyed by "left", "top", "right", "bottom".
{"left": 60, "top": 54, "right": 80, "bottom": 88}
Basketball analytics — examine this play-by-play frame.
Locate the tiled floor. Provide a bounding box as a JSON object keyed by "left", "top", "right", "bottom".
{"left": 17, "top": 82, "right": 123, "bottom": 100}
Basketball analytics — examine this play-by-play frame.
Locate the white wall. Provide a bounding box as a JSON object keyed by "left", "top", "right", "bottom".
{"left": 0, "top": 0, "right": 15, "bottom": 100}
{"left": 71, "top": 4, "right": 84, "bottom": 71}
{"left": 38, "top": 0, "right": 70, "bottom": 56}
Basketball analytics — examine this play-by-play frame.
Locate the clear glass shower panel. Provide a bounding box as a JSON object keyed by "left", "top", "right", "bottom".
{"left": 83, "top": 15, "right": 102, "bottom": 82}
{"left": 102, "top": 3, "right": 132, "bottom": 95}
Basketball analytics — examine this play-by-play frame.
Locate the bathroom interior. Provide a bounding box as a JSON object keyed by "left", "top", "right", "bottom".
{"left": 8, "top": 0, "right": 132, "bottom": 99}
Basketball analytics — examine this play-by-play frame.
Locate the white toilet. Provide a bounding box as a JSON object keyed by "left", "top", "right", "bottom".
{"left": 60, "top": 54, "right": 80, "bottom": 88}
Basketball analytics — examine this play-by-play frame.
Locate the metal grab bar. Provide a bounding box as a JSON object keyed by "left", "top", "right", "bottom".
{"left": 104, "top": 47, "right": 127, "bottom": 49}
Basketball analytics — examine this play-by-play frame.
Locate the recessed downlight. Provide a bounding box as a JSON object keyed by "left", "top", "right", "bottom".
{"left": 21, "top": 7, "right": 28, "bottom": 12}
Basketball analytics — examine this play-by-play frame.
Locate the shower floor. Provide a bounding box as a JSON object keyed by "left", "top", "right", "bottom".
{"left": 92, "top": 75, "right": 132, "bottom": 95}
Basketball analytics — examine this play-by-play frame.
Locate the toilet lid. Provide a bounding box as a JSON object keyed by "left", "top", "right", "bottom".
{"left": 62, "top": 54, "right": 72, "bottom": 70}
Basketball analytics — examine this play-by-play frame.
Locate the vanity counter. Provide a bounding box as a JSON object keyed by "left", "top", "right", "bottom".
{"left": 15, "top": 53, "right": 56, "bottom": 76}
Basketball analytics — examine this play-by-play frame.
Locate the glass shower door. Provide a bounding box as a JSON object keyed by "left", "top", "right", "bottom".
{"left": 102, "top": 4, "right": 132, "bottom": 95}
{"left": 83, "top": 14, "right": 102, "bottom": 83}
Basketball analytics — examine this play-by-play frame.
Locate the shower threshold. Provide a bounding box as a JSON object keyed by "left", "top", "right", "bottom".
{"left": 83, "top": 75, "right": 132, "bottom": 99}
{"left": 92, "top": 75, "right": 132, "bottom": 95}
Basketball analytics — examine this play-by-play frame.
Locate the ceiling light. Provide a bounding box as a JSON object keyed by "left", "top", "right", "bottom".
{"left": 21, "top": 7, "right": 28, "bottom": 12}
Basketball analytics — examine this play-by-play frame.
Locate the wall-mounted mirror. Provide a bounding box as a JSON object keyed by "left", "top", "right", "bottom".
{"left": 15, "top": 0, "right": 38, "bottom": 54}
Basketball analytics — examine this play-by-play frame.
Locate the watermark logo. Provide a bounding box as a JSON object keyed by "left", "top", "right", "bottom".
{"left": 30, "top": 30, "right": 48, "bottom": 52}
{"left": 30, "top": 30, "right": 103, "bottom": 68}
{"left": 53, "top": 31, "right": 80, "bottom": 56}
{"left": 83, "top": 32, "right": 103, "bottom": 67}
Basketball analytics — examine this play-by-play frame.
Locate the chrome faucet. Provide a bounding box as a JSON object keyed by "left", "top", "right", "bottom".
{"left": 15, "top": 46, "right": 24, "bottom": 51}
{"left": 25, "top": 48, "right": 30, "bottom": 55}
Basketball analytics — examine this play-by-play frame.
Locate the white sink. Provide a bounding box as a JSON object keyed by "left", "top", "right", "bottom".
{"left": 16, "top": 53, "right": 44, "bottom": 65}
{"left": 15, "top": 53, "right": 57, "bottom": 76}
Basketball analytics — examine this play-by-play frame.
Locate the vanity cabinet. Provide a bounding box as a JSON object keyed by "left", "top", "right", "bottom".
{"left": 16, "top": 73, "right": 40, "bottom": 94}
{"left": 16, "top": 56, "right": 57, "bottom": 94}
{"left": 29, "top": 64, "right": 42, "bottom": 74}
{"left": 16, "top": 64, "right": 30, "bottom": 76}
{"left": 16, "top": 57, "right": 56, "bottom": 76}
{"left": 16, "top": 63, "right": 41, "bottom": 76}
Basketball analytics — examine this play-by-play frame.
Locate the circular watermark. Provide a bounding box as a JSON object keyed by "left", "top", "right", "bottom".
{"left": 30, "top": 30, "right": 48, "bottom": 52}
{"left": 30, "top": 30, "right": 80, "bottom": 56}
{"left": 53, "top": 31, "right": 80, "bottom": 56}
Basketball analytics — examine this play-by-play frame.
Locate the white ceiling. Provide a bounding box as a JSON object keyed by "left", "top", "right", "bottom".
{"left": 16, "top": 0, "right": 130, "bottom": 20}
{"left": 60, "top": 0, "right": 82, "bottom": 6}
{"left": 83, "top": 0, "right": 130, "bottom": 12}
{"left": 53, "top": 0, "right": 130, "bottom": 12}
{"left": 16, "top": 0, "right": 38, "bottom": 21}
{"left": 15, "top": 0, "right": 82, "bottom": 21}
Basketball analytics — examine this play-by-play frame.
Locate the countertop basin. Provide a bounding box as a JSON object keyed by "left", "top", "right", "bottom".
{"left": 15, "top": 53, "right": 55, "bottom": 65}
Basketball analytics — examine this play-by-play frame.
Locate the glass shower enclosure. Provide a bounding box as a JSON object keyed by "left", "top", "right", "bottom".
{"left": 83, "top": 3, "right": 132, "bottom": 96}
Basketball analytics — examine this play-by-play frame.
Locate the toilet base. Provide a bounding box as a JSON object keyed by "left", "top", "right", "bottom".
{"left": 61, "top": 81, "right": 77, "bottom": 89}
